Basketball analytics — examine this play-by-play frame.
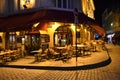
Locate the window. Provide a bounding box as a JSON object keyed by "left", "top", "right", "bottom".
{"left": 24, "top": 0, "right": 30, "bottom": 5}
{"left": 56, "top": 0, "right": 72, "bottom": 9}
{"left": 54, "top": 26, "right": 73, "bottom": 47}
{"left": 63, "top": 0, "right": 67, "bottom": 8}
{"left": 8, "top": 32, "right": 16, "bottom": 49}
{"left": 58, "top": 0, "right": 62, "bottom": 8}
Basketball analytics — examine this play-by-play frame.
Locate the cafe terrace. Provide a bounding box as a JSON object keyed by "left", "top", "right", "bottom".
{"left": 0, "top": 8, "right": 106, "bottom": 63}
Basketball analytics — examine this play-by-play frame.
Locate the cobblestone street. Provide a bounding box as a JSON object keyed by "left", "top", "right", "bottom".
{"left": 0, "top": 66, "right": 120, "bottom": 80}
{"left": 0, "top": 44, "right": 120, "bottom": 80}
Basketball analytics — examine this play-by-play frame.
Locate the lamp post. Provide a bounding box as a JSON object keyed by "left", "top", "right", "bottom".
{"left": 74, "top": 8, "right": 79, "bottom": 80}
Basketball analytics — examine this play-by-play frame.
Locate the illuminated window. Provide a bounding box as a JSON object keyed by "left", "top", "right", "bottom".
{"left": 23, "top": 0, "right": 30, "bottom": 9}
{"left": 24, "top": 0, "right": 30, "bottom": 5}
{"left": 54, "top": 26, "right": 73, "bottom": 47}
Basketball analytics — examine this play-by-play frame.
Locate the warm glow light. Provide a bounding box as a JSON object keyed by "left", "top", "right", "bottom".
{"left": 81, "top": 0, "right": 95, "bottom": 19}
{"left": 20, "top": 0, "right": 35, "bottom": 9}
{"left": 16, "top": 32, "right": 20, "bottom": 36}
{"left": 77, "top": 29, "right": 80, "bottom": 31}
{"left": 22, "top": 38, "right": 25, "bottom": 44}
{"left": 71, "top": 24, "right": 75, "bottom": 29}
{"left": 85, "top": 29, "right": 87, "bottom": 32}
{"left": 0, "top": 33, "right": 3, "bottom": 36}
{"left": 52, "top": 22, "right": 60, "bottom": 29}
{"left": 111, "top": 22, "right": 114, "bottom": 26}
{"left": 33, "top": 22, "right": 40, "bottom": 27}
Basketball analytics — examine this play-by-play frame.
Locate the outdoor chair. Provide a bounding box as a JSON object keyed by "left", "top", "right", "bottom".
{"left": 34, "top": 49, "right": 42, "bottom": 61}
{"left": 49, "top": 48, "right": 60, "bottom": 60}
{"left": 61, "top": 48, "right": 68, "bottom": 60}
{"left": 91, "top": 40, "right": 97, "bottom": 52}
{"left": 15, "top": 49, "right": 21, "bottom": 59}
{"left": 83, "top": 42, "right": 92, "bottom": 55}
{"left": 2, "top": 52, "right": 12, "bottom": 62}
{"left": 67, "top": 45, "right": 73, "bottom": 59}
{"left": 72, "top": 46, "right": 81, "bottom": 57}
{"left": 98, "top": 40, "right": 106, "bottom": 51}
{"left": 83, "top": 46, "right": 91, "bottom": 55}
{"left": 40, "top": 48, "right": 49, "bottom": 61}
{"left": 10, "top": 51, "right": 18, "bottom": 61}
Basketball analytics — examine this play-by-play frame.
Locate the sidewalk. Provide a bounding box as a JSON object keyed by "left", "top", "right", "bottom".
{"left": 0, "top": 49, "right": 111, "bottom": 70}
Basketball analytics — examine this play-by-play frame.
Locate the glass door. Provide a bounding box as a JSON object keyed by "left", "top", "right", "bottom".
{"left": 25, "top": 34, "right": 40, "bottom": 52}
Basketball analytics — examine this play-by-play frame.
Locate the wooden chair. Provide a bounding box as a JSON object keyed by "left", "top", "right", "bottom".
{"left": 34, "top": 49, "right": 42, "bottom": 61}
{"left": 67, "top": 45, "right": 73, "bottom": 59}
{"left": 40, "top": 48, "right": 49, "bottom": 61}
{"left": 2, "top": 52, "right": 12, "bottom": 62}
{"left": 49, "top": 48, "right": 60, "bottom": 60}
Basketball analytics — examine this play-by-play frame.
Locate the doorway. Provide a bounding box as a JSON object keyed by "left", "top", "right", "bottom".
{"left": 54, "top": 26, "right": 73, "bottom": 47}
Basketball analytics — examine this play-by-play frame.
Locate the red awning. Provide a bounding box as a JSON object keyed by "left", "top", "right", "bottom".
{"left": 37, "top": 22, "right": 48, "bottom": 31}
{"left": 0, "top": 12, "right": 36, "bottom": 31}
{"left": 92, "top": 25, "right": 106, "bottom": 36}
{"left": 0, "top": 9, "right": 96, "bottom": 32}
{"left": 26, "top": 30, "right": 40, "bottom": 35}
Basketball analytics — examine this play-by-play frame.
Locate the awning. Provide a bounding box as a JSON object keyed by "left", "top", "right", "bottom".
{"left": 0, "top": 12, "right": 35, "bottom": 32}
{"left": 92, "top": 25, "right": 106, "bottom": 36}
{"left": 0, "top": 9, "right": 96, "bottom": 32}
{"left": 36, "top": 21, "right": 48, "bottom": 31}
{"left": 26, "top": 30, "right": 40, "bottom": 35}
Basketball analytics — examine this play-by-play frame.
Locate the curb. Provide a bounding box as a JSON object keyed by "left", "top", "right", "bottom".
{"left": 0, "top": 56, "right": 111, "bottom": 70}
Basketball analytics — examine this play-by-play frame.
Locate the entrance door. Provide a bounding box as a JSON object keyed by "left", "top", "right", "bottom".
{"left": 54, "top": 26, "right": 72, "bottom": 47}
{"left": 25, "top": 34, "right": 40, "bottom": 52}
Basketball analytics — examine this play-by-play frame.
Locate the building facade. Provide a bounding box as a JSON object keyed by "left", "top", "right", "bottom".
{"left": 0, "top": 0, "right": 103, "bottom": 54}
{"left": 102, "top": 5, "right": 120, "bottom": 43}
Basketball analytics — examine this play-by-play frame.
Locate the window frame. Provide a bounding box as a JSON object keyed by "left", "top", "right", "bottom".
{"left": 55, "top": 0, "right": 72, "bottom": 9}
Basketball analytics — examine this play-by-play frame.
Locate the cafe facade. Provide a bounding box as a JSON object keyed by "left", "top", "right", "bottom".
{"left": 0, "top": 0, "right": 105, "bottom": 55}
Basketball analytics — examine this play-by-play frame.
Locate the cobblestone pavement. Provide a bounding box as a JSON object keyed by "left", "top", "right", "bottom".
{"left": 0, "top": 44, "right": 120, "bottom": 80}
{"left": 0, "top": 66, "right": 120, "bottom": 80}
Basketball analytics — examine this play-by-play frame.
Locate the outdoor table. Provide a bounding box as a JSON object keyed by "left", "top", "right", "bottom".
{"left": 30, "top": 50, "right": 42, "bottom": 55}
{"left": 0, "top": 51, "right": 11, "bottom": 57}
{"left": 0, "top": 52, "right": 7, "bottom": 58}
{"left": 73, "top": 44, "right": 87, "bottom": 55}
{"left": 31, "top": 50, "right": 41, "bottom": 53}
{"left": 0, "top": 51, "right": 12, "bottom": 62}
{"left": 31, "top": 50, "right": 41, "bottom": 61}
{"left": 91, "top": 41, "right": 97, "bottom": 52}
{"left": 55, "top": 47, "right": 66, "bottom": 59}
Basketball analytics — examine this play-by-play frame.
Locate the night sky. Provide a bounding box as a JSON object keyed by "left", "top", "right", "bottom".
{"left": 94, "top": 0, "right": 120, "bottom": 26}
